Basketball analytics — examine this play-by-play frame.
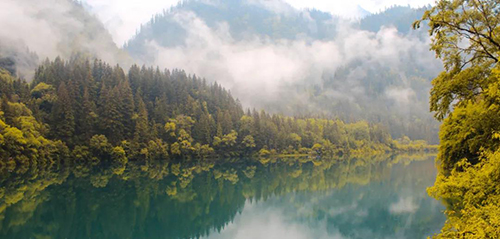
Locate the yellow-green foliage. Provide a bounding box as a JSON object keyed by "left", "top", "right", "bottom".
{"left": 429, "top": 149, "right": 500, "bottom": 238}
{"left": 30, "top": 83, "right": 53, "bottom": 97}
{"left": 416, "top": 0, "right": 500, "bottom": 237}
{"left": 0, "top": 104, "right": 68, "bottom": 171}
{"left": 392, "top": 136, "right": 438, "bottom": 154}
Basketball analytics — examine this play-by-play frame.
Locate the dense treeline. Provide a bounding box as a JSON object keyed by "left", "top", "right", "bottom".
{"left": 0, "top": 57, "right": 432, "bottom": 168}
{"left": 414, "top": 0, "right": 500, "bottom": 237}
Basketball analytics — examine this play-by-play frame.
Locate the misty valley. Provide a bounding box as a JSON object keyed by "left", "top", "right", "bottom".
{"left": 1, "top": 0, "right": 500, "bottom": 238}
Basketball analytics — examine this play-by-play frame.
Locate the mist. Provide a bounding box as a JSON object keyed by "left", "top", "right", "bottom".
{"left": 138, "top": 9, "right": 441, "bottom": 113}
{"left": 0, "top": 0, "right": 131, "bottom": 79}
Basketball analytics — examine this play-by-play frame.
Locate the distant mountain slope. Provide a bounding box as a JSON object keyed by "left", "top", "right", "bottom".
{"left": 0, "top": 0, "right": 131, "bottom": 78}
{"left": 359, "top": 6, "right": 427, "bottom": 34}
{"left": 355, "top": 5, "right": 372, "bottom": 19}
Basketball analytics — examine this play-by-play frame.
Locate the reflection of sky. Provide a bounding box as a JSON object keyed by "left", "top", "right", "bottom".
{"left": 390, "top": 197, "right": 418, "bottom": 214}
{"left": 203, "top": 193, "right": 436, "bottom": 239}
{"left": 202, "top": 159, "right": 445, "bottom": 239}
{"left": 203, "top": 201, "right": 347, "bottom": 239}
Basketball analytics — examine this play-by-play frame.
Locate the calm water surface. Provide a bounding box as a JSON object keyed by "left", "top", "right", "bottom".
{"left": 0, "top": 155, "right": 445, "bottom": 239}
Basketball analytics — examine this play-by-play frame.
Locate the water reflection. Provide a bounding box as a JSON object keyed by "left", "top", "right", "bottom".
{"left": 0, "top": 154, "right": 444, "bottom": 239}
{"left": 205, "top": 156, "right": 445, "bottom": 239}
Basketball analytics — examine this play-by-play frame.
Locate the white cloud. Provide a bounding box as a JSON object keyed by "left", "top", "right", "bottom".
{"left": 0, "top": 0, "right": 130, "bottom": 78}
{"left": 144, "top": 13, "right": 436, "bottom": 109}
{"left": 0, "top": 0, "right": 73, "bottom": 59}
{"left": 147, "top": 11, "right": 344, "bottom": 107}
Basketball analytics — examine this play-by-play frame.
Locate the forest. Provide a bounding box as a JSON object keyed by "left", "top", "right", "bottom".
{"left": 0, "top": 56, "right": 434, "bottom": 173}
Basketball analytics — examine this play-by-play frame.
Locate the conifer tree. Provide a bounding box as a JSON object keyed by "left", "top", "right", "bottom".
{"left": 134, "top": 93, "right": 150, "bottom": 147}
{"left": 52, "top": 82, "right": 75, "bottom": 145}
{"left": 119, "top": 79, "right": 135, "bottom": 139}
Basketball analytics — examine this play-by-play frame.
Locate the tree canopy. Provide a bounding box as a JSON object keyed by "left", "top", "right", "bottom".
{"left": 416, "top": 0, "right": 500, "bottom": 237}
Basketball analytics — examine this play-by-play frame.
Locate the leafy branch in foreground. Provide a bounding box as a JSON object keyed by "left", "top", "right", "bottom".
{"left": 415, "top": 0, "right": 500, "bottom": 237}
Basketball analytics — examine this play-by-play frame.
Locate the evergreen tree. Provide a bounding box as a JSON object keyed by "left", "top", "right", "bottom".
{"left": 51, "top": 82, "right": 75, "bottom": 145}
{"left": 134, "top": 94, "right": 150, "bottom": 147}
{"left": 193, "top": 112, "right": 212, "bottom": 144}
{"left": 119, "top": 78, "right": 135, "bottom": 139}
{"left": 80, "top": 87, "right": 97, "bottom": 142}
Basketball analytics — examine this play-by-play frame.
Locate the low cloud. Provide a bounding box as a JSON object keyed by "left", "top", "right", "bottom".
{"left": 82, "top": 0, "right": 179, "bottom": 45}
{"left": 145, "top": 10, "right": 439, "bottom": 110}
{"left": 0, "top": 0, "right": 69, "bottom": 59}
{"left": 385, "top": 87, "right": 417, "bottom": 105}
{"left": 0, "top": 0, "right": 130, "bottom": 79}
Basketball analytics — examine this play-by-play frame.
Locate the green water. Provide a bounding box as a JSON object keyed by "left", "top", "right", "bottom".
{"left": 0, "top": 155, "right": 445, "bottom": 239}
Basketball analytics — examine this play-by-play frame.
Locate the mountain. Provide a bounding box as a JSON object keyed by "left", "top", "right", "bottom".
{"left": 355, "top": 5, "right": 371, "bottom": 18}
{"left": 124, "top": 1, "right": 440, "bottom": 143}
{"left": 125, "top": 0, "right": 340, "bottom": 62}
{"left": 0, "top": 0, "right": 132, "bottom": 79}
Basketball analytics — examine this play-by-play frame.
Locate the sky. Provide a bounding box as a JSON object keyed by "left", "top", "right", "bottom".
{"left": 83, "top": 0, "right": 435, "bottom": 46}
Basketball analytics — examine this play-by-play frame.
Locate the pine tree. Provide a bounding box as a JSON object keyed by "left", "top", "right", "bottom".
{"left": 221, "top": 111, "right": 233, "bottom": 135}
{"left": 134, "top": 94, "right": 150, "bottom": 147}
{"left": 128, "top": 64, "right": 141, "bottom": 93}
{"left": 100, "top": 86, "right": 124, "bottom": 144}
{"left": 80, "top": 87, "right": 97, "bottom": 142}
{"left": 193, "top": 113, "right": 212, "bottom": 144}
{"left": 52, "top": 82, "right": 75, "bottom": 145}
{"left": 119, "top": 79, "right": 135, "bottom": 139}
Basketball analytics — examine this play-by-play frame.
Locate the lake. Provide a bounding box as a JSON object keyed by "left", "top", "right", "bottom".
{"left": 0, "top": 154, "right": 445, "bottom": 239}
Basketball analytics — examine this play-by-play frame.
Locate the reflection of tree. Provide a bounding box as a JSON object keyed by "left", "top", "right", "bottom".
{"left": 323, "top": 158, "right": 444, "bottom": 239}
{"left": 0, "top": 154, "right": 435, "bottom": 239}
{"left": 260, "top": 158, "right": 444, "bottom": 239}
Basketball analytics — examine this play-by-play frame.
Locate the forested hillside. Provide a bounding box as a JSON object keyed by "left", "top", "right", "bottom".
{"left": 0, "top": 57, "right": 432, "bottom": 170}
{"left": 124, "top": 0, "right": 441, "bottom": 143}
{"left": 360, "top": 6, "right": 427, "bottom": 33}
